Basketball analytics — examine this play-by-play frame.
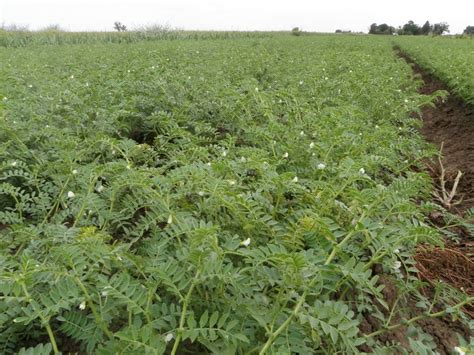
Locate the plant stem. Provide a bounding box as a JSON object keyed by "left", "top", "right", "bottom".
{"left": 258, "top": 289, "right": 309, "bottom": 355}
{"left": 170, "top": 270, "right": 200, "bottom": 355}
{"left": 259, "top": 219, "right": 363, "bottom": 354}
{"left": 74, "top": 277, "right": 113, "bottom": 339}
{"left": 365, "top": 296, "right": 474, "bottom": 338}
{"left": 21, "top": 283, "right": 59, "bottom": 354}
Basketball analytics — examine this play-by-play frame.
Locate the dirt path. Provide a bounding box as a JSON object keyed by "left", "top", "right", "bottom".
{"left": 398, "top": 51, "right": 474, "bottom": 214}
{"left": 394, "top": 49, "right": 474, "bottom": 353}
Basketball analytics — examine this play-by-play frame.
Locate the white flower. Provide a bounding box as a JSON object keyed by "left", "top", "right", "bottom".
{"left": 2, "top": 97, "right": 7, "bottom": 101}
{"left": 206, "top": 162, "right": 212, "bottom": 166}
{"left": 111, "top": 150, "right": 116, "bottom": 155}
{"left": 255, "top": 87, "right": 259, "bottom": 92}
{"left": 126, "top": 164, "right": 131, "bottom": 170}
{"left": 167, "top": 214, "right": 173, "bottom": 224}
{"left": 79, "top": 301, "right": 86, "bottom": 310}
{"left": 222, "top": 150, "right": 227, "bottom": 157}
{"left": 101, "top": 290, "right": 108, "bottom": 297}
{"left": 299, "top": 80, "right": 304, "bottom": 85}
{"left": 300, "top": 131, "right": 305, "bottom": 136}
{"left": 394, "top": 248, "right": 400, "bottom": 254}
{"left": 292, "top": 176, "right": 298, "bottom": 183}
{"left": 375, "top": 125, "right": 379, "bottom": 129}
{"left": 278, "top": 99, "right": 283, "bottom": 103}
{"left": 85, "top": 82, "right": 89, "bottom": 87}
{"left": 96, "top": 184, "right": 104, "bottom": 193}
{"left": 359, "top": 168, "right": 365, "bottom": 175}
{"left": 67, "top": 191, "right": 75, "bottom": 199}
{"left": 324, "top": 77, "right": 329, "bottom": 80}
{"left": 72, "top": 169, "right": 78, "bottom": 175}
{"left": 240, "top": 238, "right": 251, "bottom": 247}
{"left": 228, "top": 180, "right": 236, "bottom": 186}
{"left": 404, "top": 99, "right": 409, "bottom": 103}
{"left": 317, "top": 163, "right": 326, "bottom": 170}
{"left": 165, "top": 333, "right": 174, "bottom": 343}
{"left": 393, "top": 261, "right": 402, "bottom": 270}
{"left": 240, "top": 156, "right": 246, "bottom": 163}
{"left": 28, "top": 84, "right": 33, "bottom": 88}
{"left": 454, "top": 346, "right": 466, "bottom": 355}
{"left": 45, "top": 124, "right": 49, "bottom": 128}
{"left": 309, "top": 142, "right": 315, "bottom": 149}
{"left": 282, "top": 152, "right": 289, "bottom": 158}
{"left": 198, "top": 191, "right": 205, "bottom": 196}
{"left": 127, "top": 69, "right": 131, "bottom": 73}
{"left": 70, "top": 75, "right": 74, "bottom": 79}
{"left": 11, "top": 161, "right": 17, "bottom": 167}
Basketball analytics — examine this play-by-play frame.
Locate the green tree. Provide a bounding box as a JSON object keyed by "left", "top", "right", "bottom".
{"left": 402, "top": 20, "right": 421, "bottom": 35}
{"left": 463, "top": 25, "right": 474, "bottom": 35}
{"left": 421, "top": 21, "right": 432, "bottom": 35}
{"left": 113, "top": 22, "right": 127, "bottom": 32}
{"left": 369, "top": 23, "right": 395, "bottom": 35}
{"left": 291, "top": 27, "right": 302, "bottom": 36}
{"left": 432, "top": 22, "right": 449, "bottom": 35}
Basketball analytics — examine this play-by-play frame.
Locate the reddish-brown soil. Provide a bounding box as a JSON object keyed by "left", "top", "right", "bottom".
{"left": 398, "top": 51, "right": 474, "bottom": 305}
{"left": 400, "top": 52, "right": 474, "bottom": 214}
{"left": 370, "top": 49, "right": 474, "bottom": 353}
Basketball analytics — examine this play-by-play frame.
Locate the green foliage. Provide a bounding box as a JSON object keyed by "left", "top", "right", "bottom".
{"left": 0, "top": 29, "right": 272, "bottom": 48}
{"left": 369, "top": 23, "right": 395, "bottom": 35}
{"left": 395, "top": 36, "right": 474, "bottom": 104}
{"left": 291, "top": 27, "right": 302, "bottom": 36}
{"left": 0, "top": 34, "right": 469, "bottom": 353}
{"left": 464, "top": 26, "right": 474, "bottom": 35}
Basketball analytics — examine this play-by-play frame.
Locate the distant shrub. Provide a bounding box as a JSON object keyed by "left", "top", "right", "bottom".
{"left": 39, "top": 24, "right": 64, "bottom": 32}
{"left": 291, "top": 27, "right": 302, "bottom": 36}
{"left": 114, "top": 21, "right": 127, "bottom": 32}
{"left": 463, "top": 26, "right": 474, "bottom": 35}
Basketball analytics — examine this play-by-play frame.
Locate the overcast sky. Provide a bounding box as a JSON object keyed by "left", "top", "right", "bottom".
{"left": 1, "top": 0, "right": 473, "bottom": 34}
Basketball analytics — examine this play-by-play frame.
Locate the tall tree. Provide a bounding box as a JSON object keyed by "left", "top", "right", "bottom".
{"left": 402, "top": 21, "right": 421, "bottom": 35}
{"left": 113, "top": 22, "right": 127, "bottom": 32}
{"left": 432, "top": 22, "right": 449, "bottom": 35}
{"left": 421, "top": 21, "right": 432, "bottom": 35}
{"left": 369, "top": 23, "right": 378, "bottom": 34}
{"left": 463, "top": 26, "right": 474, "bottom": 35}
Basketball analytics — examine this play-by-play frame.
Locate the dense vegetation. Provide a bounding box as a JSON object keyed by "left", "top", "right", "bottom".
{"left": 396, "top": 36, "right": 474, "bottom": 104}
{"left": 0, "top": 35, "right": 472, "bottom": 353}
{"left": 369, "top": 21, "right": 449, "bottom": 36}
{"left": 0, "top": 29, "right": 272, "bottom": 48}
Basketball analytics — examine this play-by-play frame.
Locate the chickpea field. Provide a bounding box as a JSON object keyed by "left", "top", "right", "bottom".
{"left": 395, "top": 36, "right": 474, "bottom": 104}
{"left": 0, "top": 34, "right": 473, "bottom": 354}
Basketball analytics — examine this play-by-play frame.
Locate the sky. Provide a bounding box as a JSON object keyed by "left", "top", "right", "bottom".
{"left": 1, "top": 0, "right": 473, "bottom": 34}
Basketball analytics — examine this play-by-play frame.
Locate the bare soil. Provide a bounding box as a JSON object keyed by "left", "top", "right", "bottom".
{"left": 366, "top": 49, "right": 474, "bottom": 353}
{"left": 399, "top": 51, "right": 474, "bottom": 214}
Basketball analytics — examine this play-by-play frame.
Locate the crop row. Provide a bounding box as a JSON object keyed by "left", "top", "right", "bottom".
{"left": 395, "top": 36, "right": 474, "bottom": 104}
{"left": 0, "top": 29, "right": 273, "bottom": 48}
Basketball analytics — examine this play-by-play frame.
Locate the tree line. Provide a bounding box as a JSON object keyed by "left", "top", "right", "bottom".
{"left": 369, "top": 21, "right": 473, "bottom": 36}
